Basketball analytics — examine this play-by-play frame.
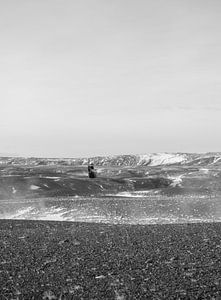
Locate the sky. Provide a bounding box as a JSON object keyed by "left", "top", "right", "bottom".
{"left": 1, "top": 0, "right": 221, "bottom": 158}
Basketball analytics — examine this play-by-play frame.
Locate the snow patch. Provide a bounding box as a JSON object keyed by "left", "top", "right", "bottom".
{"left": 82, "top": 158, "right": 88, "bottom": 165}
{"left": 138, "top": 153, "right": 187, "bottom": 166}
{"left": 168, "top": 175, "right": 183, "bottom": 187}
{"left": 30, "top": 185, "right": 40, "bottom": 190}
{"left": 42, "top": 176, "right": 61, "bottom": 179}
{"left": 200, "top": 168, "right": 209, "bottom": 174}
{"left": 212, "top": 157, "right": 221, "bottom": 164}
{"left": 108, "top": 190, "right": 157, "bottom": 198}
{"left": 40, "top": 210, "right": 65, "bottom": 221}
{"left": 9, "top": 207, "right": 34, "bottom": 219}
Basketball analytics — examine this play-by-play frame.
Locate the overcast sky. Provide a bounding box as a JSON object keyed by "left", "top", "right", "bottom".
{"left": 1, "top": 0, "right": 221, "bottom": 157}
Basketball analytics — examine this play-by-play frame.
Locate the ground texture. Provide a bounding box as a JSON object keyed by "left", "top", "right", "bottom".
{"left": 1, "top": 220, "right": 221, "bottom": 299}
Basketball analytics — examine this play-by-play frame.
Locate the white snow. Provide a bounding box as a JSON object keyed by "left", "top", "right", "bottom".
{"left": 138, "top": 153, "right": 187, "bottom": 166}
{"left": 42, "top": 176, "right": 61, "bottom": 179}
{"left": 108, "top": 190, "right": 156, "bottom": 198}
{"left": 212, "top": 156, "right": 221, "bottom": 164}
{"left": 40, "top": 212, "right": 65, "bottom": 221}
{"left": 168, "top": 175, "right": 183, "bottom": 187}
{"left": 200, "top": 168, "right": 209, "bottom": 174}
{"left": 115, "top": 192, "right": 144, "bottom": 198}
{"left": 9, "top": 207, "right": 34, "bottom": 219}
{"left": 30, "top": 185, "right": 40, "bottom": 190}
{"left": 82, "top": 158, "right": 88, "bottom": 165}
{"left": 98, "top": 184, "right": 104, "bottom": 190}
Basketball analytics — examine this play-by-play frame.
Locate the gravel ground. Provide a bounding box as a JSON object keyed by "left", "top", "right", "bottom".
{"left": 1, "top": 220, "right": 221, "bottom": 299}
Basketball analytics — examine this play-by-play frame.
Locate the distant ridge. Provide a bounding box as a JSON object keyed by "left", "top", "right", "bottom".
{"left": 1, "top": 152, "right": 221, "bottom": 167}
{"left": 0, "top": 153, "right": 18, "bottom": 157}
{"left": 1, "top": 152, "right": 221, "bottom": 200}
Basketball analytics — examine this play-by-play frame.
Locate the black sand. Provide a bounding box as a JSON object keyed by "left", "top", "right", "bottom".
{"left": 1, "top": 220, "right": 221, "bottom": 299}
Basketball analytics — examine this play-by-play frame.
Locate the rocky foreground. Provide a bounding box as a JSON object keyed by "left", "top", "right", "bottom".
{"left": 1, "top": 220, "right": 221, "bottom": 299}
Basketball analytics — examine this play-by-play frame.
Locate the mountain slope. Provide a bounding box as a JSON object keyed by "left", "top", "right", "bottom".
{"left": 1, "top": 152, "right": 221, "bottom": 199}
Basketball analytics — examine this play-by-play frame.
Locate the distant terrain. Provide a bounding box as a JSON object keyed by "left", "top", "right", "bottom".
{"left": 0, "top": 152, "right": 221, "bottom": 200}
